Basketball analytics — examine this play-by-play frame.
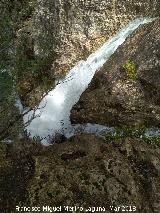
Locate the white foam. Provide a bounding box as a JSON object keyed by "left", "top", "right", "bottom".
{"left": 22, "top": 17, "right": 154, "bottom": 144}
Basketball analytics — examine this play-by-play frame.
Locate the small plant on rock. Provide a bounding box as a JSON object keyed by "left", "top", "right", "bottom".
{"left": 122, "top": 60, "right": 136, "bottom": 80}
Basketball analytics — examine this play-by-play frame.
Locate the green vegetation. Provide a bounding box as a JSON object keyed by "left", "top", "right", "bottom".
{"left": 0, "top": 72, "right": 13, "bottom": 103}
{"left": 0, "top": 0, "right": 39, "bottom": 140}
{"left": 0, "top": 0, "right": 57, "bottom": 142}
{"left": 0, "top": 0, "right": 53, "bottom": 90}
{"left": 103, "top": 126, "right": 146, "bottom": 141}
{"left": 103, "top": 126, "right": 160, "bottom": 146}
{"left": 144, "top": 136, "right": 160, "bottom": 146}
{"left": 0, "top": 0, "right": 36, "bottom": 97}
{"left": 122, "top": 60, "right": 136, "bottom": 79}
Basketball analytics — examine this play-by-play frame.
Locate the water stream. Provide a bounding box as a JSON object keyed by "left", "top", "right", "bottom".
{"left": 22, "top": 18, "right": 155, "bottom": 144}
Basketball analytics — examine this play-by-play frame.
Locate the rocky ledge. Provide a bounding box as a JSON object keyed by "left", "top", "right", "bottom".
{"left": 71, "top": 18, "right": 160, "bottom": 127}
{"left": 1, "top": 134, "right": 160, "bottom": 213}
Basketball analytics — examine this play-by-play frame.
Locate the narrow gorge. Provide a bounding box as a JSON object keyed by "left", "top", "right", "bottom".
{"left": 22, "top": 17, "right": 155, "bottom": 144}
{"left": 0, "top": 1, "right": 160, "bottom": 213}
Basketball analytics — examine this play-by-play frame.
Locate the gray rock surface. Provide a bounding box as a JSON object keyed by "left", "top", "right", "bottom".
{"left": 71, "top": 18, "right": 160, "bottom": 127}
{"left": 15, "top": 0, "right": 160, "bottom": 106}
{"left": 1, "top": 134, "right": 160, "bottom": 213}
{"left": 33, "top": 0, "right": 159, "bottom": 77}
{"left": 23, "top": 134, "right": 160, "bottom": 212}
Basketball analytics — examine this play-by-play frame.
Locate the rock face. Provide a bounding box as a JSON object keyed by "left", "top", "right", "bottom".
{"left": 0, "top": 140, "right": 39, "bottom": 212}
{"left": 16, "top": 0, "right": 160, "bottom": 106}
{"left": 1, "top": 134, "right": 160, "bottom": 212}
{"left": 7, "top": 134, "right": 159, "bottom": 213}
{"left": 71, "top": 18, "right": 160, "bottom": 127}
{"left": 33, "top": 0, "right": 159, "bottom": 77}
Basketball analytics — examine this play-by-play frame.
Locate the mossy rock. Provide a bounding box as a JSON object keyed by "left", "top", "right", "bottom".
{"left": 122, "top": 60, "right": 136, "bottom": 80}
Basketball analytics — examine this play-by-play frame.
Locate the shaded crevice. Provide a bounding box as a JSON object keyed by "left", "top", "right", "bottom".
{"left": 0, "top": 145, "right": 35, "bottom": 213}
{"left": 61, "top": 150, "right": 87, "bottom": 161}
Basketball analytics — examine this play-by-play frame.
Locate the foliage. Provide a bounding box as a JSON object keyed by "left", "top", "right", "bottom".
{"left": 144, "top": 136, "right": 160, "bottom": 146}
{"left": 103, "top": 126, "right": 145, "bottom": 140}
{"left": 122, "top": 60, "right": 136, "bottom": 79}
{"left": 103, "top": 126, "right": 160, "bottom": 146}
{"left": 0, "top": 0, "right": 37, "bottom": 95}
{"left": 0, "top": 0, "right": 38, "bottom": 140}
{"left": 0, "top": 0, "right": 55, "bottom": 101}
{"left": 0, "top": 72, "right": 13, "bottom": 103}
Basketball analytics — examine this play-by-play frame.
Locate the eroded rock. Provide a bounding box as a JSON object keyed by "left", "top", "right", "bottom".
{"left": 15, "top": 0, "right": 160, "bottom": 106}
{"left": 1, "top": 134, "right": 160, "bottom": 212}
{"left": 0, "top": 139, "right": 40, "bottom": 212}
{"left": 22, "top": 134, "right": 160, "bottom": 213}
{"left": 33, "top": 0, "right": 159, "bottom": 77}
{"left": 71, "top": 18, "right": 160, "bottom": 127}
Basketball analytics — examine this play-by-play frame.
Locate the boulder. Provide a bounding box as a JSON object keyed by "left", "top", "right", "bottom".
{"left": 21, "top": 134, "right": 160, "bottom": 212}
{"left": 1, "top": 134, "right": 160, "bottom": 212}
{"left": 71, "top": 18, "right": 160, "bottom": 127}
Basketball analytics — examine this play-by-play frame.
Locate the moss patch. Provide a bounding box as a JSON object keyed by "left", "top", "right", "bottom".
{"left": 122, "top": 60, "right": 136, "bottom": 79}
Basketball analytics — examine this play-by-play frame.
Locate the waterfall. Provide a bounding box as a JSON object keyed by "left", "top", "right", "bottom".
{"left": 23, "top": 18, "right": 154, "bottom": 144}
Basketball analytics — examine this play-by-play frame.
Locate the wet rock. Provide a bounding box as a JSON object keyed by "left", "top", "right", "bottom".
{"left": 71, "top": 18, "right": 160, "bottom": 127}
{"left": 21, "top": 134, "right": 160, "bottom": 213}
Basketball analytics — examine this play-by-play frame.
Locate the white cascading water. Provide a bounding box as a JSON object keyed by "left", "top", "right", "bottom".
{"left": 22, "top": 18, "right": 154, "bottom": 144}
